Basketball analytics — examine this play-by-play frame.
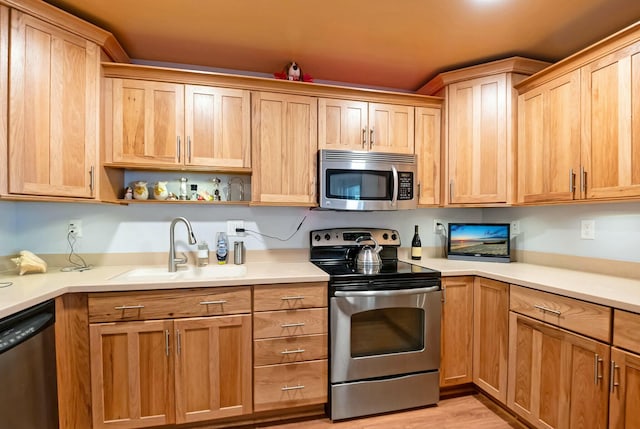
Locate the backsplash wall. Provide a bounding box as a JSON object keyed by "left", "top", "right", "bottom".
{"left": 3, "top": 200, "right": 639, "bottom": 263}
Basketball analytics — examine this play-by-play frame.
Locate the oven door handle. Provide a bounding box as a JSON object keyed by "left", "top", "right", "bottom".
{"left": 391, "top": 165, "right": 399, "bottom": 207}
{"left": 334, "top": 285, "right": 440, "bottom": 297}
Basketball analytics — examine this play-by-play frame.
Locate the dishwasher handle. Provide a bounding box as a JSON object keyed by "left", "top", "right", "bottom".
{"left": 0, "top": 300, "right": 55, "bottom": 355}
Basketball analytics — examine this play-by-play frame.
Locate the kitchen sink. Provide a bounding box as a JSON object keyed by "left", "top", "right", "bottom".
{"left": 111, "top": 264, "right": 247, "bottom": 282}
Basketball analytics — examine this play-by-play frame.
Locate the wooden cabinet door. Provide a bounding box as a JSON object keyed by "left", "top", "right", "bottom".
{"left": 581, "top": 40, "right": 640, "bottom": 200}
{"left": 415, "top": 106, "right": 441, "bottom": 206}
{"left": 174, "top": 315, "right": 252, "bottom": 424}
{"left": 110, "top": 78, "right": 184, "bottom": 165}
{"left": 89, "top": 320, "right": 175, "bottom": 429}
{"left": 318, "top": 98, "right": 368, "bottom": 151}
{"left": 9, "top": 10, "right": 99, "bottom": 198}
{"left": 507, "top": 312, "right": 610, "bottom": 429}
{"left": 369, "top": 102, "right": 414, "bottom": 154}
{"left": 518, "top": 70, "right": 581, "bottom": 203}
{"left": 440, "top": 276, "right": 473, "bottom": 387}
{"left": 448, "top": 75, "right": 507, "bottom": 204}
{"left": 251, "top": 91, "right": 317, "bottom": 205}
{"left": 609, "top": 347, "right": 640, "bottom": 429}
{"left": 473, "top": 277, "right": 509, "bottom": 403}
{"left": 184, "top": 85, "right": 250, "bottom": 168}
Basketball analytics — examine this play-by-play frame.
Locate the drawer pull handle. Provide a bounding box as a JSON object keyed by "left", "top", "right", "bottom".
{"left": 114, "top": 305, "right": 145, "bottom": 310}
{"left": 281, "top": 296, "right": 305, "bottom": 301}
{"left": 199, "top": 300, "right": 227, "bottom": 305}
{"left": 281, "top": 323, "right": 305, "bottom": 328}
{"left": 281, "top": 384, "right": 305, "bottom": 391}
{"left": 281, "top": 349, "right": 305, "bottom": 355}
{"left": 533, "top": 304, "right": 561, "bottom": 316}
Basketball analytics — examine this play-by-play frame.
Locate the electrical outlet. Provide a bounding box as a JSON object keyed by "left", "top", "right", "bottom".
{"left": 227, "top": 220, "right": 245, "bottom": 237}
{"left": 581, "top": 219, "right": 595, "bottom": 240}
{"left": 433, "top": 219, "right": 444, "bottom": 234}
{"left": 511, "top": 221, "right": 520, "bottom": 236}
{"left": 68, "top": 219, "right": 82, "bottom": 237}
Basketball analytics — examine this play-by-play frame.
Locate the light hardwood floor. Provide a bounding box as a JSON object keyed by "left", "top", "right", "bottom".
{"left": 256, "top": 394, "right": 526, "bottom": 429}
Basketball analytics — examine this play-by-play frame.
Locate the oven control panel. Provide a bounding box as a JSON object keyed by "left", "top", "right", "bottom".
{"left": 310, "top": 228, "right": 401, "bottom": 247}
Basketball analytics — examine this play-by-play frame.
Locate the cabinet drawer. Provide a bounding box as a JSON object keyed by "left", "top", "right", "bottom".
{"left": 88, "top": 287, "right": 251, "bottom": 322}
{"left": 253, "top": 282, "right": 327, "bottom": 311}
{"left": 614, "top": 309, "right": 640, "bottom": 354}
{"left": 253, "top": 308, "right": 328, "bottom": 339}
{"left": 254, "top": 334, "right": 328, "bottom": 366}
{"left": 253, "top": 360, "right": 328, "bottom": 412}
{"left": 510, "top": 285, "right": 611, "bottom": 342}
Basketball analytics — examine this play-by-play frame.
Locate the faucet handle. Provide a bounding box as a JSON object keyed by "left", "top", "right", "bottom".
{"left": 174, "top": 252, "right": 188, "bottom": 266}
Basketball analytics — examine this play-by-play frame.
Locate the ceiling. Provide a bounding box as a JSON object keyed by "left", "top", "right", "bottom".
{"left": 45, "top": 0, "right": 640, "bottom": 92}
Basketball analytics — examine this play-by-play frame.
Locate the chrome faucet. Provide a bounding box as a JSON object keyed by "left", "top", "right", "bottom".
{"left": 168, "top": 217, "right": 197, "bottom": 272}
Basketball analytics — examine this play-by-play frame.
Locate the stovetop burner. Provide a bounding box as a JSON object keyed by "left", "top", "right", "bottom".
{"left": 312, "top": 260, "right": 439, "bottom": 281}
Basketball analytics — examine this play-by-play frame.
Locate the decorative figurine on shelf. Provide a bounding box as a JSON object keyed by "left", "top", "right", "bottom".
{"left": 153, "top": 181, "right": 169, "bottom": 200}
{"left": 199, "top": 190, "right": 213, "bottom": 201}
{"left": 124, "top": 186, "right": 133, "bottom": 200}
{"left": 273, "top": 61, "right": 313, "bottom": 82}
{"left": 166, "top": 192, "right": 178, "bottom": 201}
{"left": 133, "top": 181, "right": 148, "bottom": 200}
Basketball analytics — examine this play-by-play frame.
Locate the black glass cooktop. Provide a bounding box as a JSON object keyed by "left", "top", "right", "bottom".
{"left": 312, "top": 260, "right": 440, "bottom": 281}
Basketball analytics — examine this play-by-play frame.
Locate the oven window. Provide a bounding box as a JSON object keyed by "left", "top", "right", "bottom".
{"left": 350, "top": 307, "right": 425, "bottom": 357}
{"left": 326, "top": 169, "right": 392, "bottom": 200}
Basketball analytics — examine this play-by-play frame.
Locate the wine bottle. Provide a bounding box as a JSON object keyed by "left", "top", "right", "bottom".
{"left": 411, "top": 225, "right": 422, "bottom": 260}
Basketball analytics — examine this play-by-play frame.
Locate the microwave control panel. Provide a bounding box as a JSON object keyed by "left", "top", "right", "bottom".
{"left": 398, "top": 172, "right": 414, "bottom": 200}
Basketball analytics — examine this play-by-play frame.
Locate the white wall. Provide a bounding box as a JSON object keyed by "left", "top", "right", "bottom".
{"left": 0, "top": 201, "right": 17, "bottom": 255}
{"left": 12, "top": 202, "right": 481, "bottom": 256}
{"left": 483, "top": 202, "right": 640, "bottom": 263}
{"left": 8, "top": 201, "right": 640, "bottom": 263}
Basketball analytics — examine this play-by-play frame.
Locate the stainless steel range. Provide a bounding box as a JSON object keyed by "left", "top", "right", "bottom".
{"left": 310, "top": 228, "right": 442, "bottom": 421}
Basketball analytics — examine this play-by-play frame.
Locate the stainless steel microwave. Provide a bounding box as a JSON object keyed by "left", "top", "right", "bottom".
{"left": 318, "top": 149, "right": 417, "bottom": 211}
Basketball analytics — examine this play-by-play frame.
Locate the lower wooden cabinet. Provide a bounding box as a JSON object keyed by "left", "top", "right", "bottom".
{"left": 440, "top": 276, "right": 474, "bottom": 387}
{"left": 253, "top": 283, "right": 328, "bottom": 412}
{"left": 507, "top": 312, "right": 610, "bottom": 429}
{"left": 473, "top": 277, "right": 509, "bottom": 403}
{"left": 609, "top": 347, "right": 640, "bottom": 429}
{"left": 89, "top": 290, "right": 252, "bottom": 429}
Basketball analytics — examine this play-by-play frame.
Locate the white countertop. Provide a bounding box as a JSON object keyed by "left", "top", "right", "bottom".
{"left": 2, "top": 256, "right": 640, "bottom": 319}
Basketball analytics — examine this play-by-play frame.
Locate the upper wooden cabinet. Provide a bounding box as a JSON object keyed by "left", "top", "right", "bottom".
{"left": 420, "top": 57, "right": 549, "bottom": 206}
{"left": 318, "top": 98, "right": 415, "bottom": 154}
{"left": 251, "top": 91, "right": 317, "bottom": 206}
{"left": 8, "top": 10, "right": 99, "bottom": 198}
{"left": 517, "top": 70, "right": 581, "bottom": 203}
{"left": 105, "top": 78, "right": 251, "bottom": 170}
{"left": 415, "top": 106, "right": 441, "bottom": 205}
{"left": 517, "top": 21, "right": 640, "bottom": 204}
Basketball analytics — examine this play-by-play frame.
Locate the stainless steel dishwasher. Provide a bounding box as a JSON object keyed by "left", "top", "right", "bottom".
{"left": 0, "top": 299, "right": 59, "bottom": 429}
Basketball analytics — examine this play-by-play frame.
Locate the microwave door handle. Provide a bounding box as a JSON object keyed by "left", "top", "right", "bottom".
{"left": 391, "top": 165, "right": 399, "bottom": 207}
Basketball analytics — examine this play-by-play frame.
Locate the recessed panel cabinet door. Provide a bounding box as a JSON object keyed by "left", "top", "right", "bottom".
{"left": 251, "top": 91, "right": 317, "bottom": 205}
{"left": 440, "top": 276, "right": 473, "bottom": 387}
{"left": 185, "top": 85, "right": 251, "bottom": 168}
{"left": 609, "top": 347, "right": 640, "bottom": 429}
{"left": 518, "top": 70, "right": 581, "bottom": 203}
{"left": 318, "top": 98, "right": 368, "bottom": 151}
{"left": 110, "top": 78, "right": 184, "bottom": 165}
{"left": 369, "top": 103, "right": 415, "bottom": 154}
{"left": 507, "top": 312, "right": 610, "bottom": 429}
{"left": 448, "top": 75, "right": 507, "bottom": 204}
{"left": 174, "top": 315, "right": 252, "bottom": 424}
{"left": 89, "top": 320, "right": 175, "bottom": 429}
{"left": 581, "top": 40, "right": 640, "bottom": 200}
{"left": 415, "top": 106, "right": 441, "bottom": 206}
{"left": 473, "top": 277, "right": 508, "bottom": 403}
{"left": 9, "top": 10, "right": 99, "bottom": 197}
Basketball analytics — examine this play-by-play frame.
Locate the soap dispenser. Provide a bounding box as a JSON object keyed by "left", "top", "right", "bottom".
{"left": 215, "top": 232, "right": 229, "bottom": 264}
